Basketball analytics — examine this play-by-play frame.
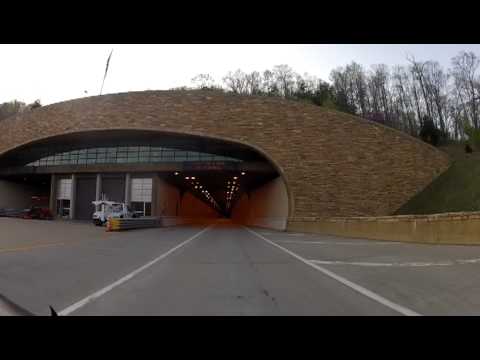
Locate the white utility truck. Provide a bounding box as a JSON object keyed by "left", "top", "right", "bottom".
{"left": 91, "top": 200, "right": 137, "bottom": 226}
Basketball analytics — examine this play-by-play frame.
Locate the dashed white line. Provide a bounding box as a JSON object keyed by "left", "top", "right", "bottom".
{"left": 58, "top": 225, "right": 213, "bottom": 316}
{"left": 245, "top": 226, "right": 421, "bottom": 316}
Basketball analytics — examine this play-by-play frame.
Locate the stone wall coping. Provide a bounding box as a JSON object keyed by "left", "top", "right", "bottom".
{"left": 290, "top": 211, "right": 480, "bottom": 223}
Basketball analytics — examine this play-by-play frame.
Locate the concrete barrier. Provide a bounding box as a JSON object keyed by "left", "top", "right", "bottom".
{"left": 107, "top": 217, "right": 161, "bottom": 231}
{"left": 107, "top": 216, "right": 219, "bottom": 231}
{"left": 287, "top": 212, "right": 480, "bottom": 245}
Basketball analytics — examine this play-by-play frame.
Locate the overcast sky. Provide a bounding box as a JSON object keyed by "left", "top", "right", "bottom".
{"left": 2, "top": 44, "right": 480, "bottom": 106}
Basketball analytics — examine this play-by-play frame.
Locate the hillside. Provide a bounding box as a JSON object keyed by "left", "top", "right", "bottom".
{"left": 395, "top": 144, "right": 480, "bottom": 215}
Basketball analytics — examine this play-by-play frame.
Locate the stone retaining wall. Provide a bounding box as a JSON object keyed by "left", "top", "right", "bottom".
{"left": 288, "top": 212, "right": 480, "bottom": 245}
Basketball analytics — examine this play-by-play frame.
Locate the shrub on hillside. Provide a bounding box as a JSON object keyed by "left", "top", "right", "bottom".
{"left": 464, "top": 122, "right": 480, "bottom": 151}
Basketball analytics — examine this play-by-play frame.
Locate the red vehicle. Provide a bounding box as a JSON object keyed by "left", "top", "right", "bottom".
{"left": 21, "top": 206, "right": 53, "bottom": 220}
{"left": 21, "top": 196, "right": 53, "bottom": 220}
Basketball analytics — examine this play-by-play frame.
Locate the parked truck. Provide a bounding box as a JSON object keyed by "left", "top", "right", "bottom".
{"left": 91, "top": 200, "right": 138, "bottom": 226}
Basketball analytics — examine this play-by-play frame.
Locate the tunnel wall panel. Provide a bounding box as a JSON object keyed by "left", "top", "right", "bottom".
{"left": 155, "top": 177, "right": 181, "bottom": 217}
{"left": 232, "top": 176, "right": 289, "bottom": 230}
{"left": 179, "top": 192, "right": 220, "bottom": 219}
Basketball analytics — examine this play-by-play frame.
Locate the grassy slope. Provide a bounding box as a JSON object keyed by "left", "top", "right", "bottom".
{"left": 395, "top": 144, "right": 480, "bottom": 215}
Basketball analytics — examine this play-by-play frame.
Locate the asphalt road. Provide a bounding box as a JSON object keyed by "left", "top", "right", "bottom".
{"left": 2, "top": 218, "right": 480, "bottom": 315}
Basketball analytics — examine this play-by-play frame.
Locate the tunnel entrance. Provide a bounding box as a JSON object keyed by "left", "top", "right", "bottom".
{"left": 0, "top": 130, "right": 289, "bottom": 230}
{"left": 160, "top": 164, "right": 287, "bottom": 229}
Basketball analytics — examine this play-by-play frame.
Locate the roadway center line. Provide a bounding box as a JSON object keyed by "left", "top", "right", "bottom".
{"left": 58, "top": 224, "right": 214, "bottom": 316}
{"left": 245, "top": 226, "right": 421, "bottom": 316}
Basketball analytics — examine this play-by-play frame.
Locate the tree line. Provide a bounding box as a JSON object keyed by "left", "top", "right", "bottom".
{"left": 3, "top": 50, "right": 480, "bottom": 148}
{"left": 183, "top": 50, "right": 480, "bottom": 147}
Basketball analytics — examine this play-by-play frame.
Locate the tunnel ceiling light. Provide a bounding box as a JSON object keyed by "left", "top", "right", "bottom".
{"left": 185, "top": 177, "right": 190, "bottom": 180}
{"left": 233, "top": 176, "right": 238, "bottom": 180}
{"left": 174, "top": 172, "right": 180, "bottom": 175}
{"left": 195, "top": 186, "right": 198, "bottom": 189}
{"left": 191, "top": 176, "right": 196, "bottom": 180}
{"left": 241, "top": 172, "right": 246, "bottom": 175}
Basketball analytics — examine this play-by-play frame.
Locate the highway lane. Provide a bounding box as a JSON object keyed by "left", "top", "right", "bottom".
{"left": 0, "top": 223, "right": 208, "bottom": 315}
{"left": 62, "top": 223, "right": 401, "bottom": 316}
{"left": 3, "top": 219, "right": 480, "bottom": 315}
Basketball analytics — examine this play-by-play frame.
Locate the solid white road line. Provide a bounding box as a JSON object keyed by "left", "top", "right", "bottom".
{"left": 307, "top": 258, "right": 480, "bottom": 267}
{"left": 274, "top": 240, "right": 401, "bottom": 245}
{"left": 245, "top": 226, "right": 421, "bottom": 316}
{"left": 309, "top": 260, "right": 454, "bottom": 267}
{"left": 58, "top": 225, "right": 213, "bottom": 316}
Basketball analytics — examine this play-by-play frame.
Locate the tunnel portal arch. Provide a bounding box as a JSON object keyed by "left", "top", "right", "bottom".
{"left": 0, "top": 128, "right": 292, "bottom": 229}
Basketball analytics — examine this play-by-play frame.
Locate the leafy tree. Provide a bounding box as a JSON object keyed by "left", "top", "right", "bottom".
{"left": 419, "top": 116, "right": 441, "bottom": 146}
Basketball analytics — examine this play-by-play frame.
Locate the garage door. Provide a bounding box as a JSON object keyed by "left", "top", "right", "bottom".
{"left": 101, "top": 175, "right": 125, "bottom": 203}
{"left": 75, "top": 176, "right": 96, "bottom": 220}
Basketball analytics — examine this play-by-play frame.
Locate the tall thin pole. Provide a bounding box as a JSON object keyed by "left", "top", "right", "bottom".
{"left": 100, "top": 49, "right": 113, "bottom": 95}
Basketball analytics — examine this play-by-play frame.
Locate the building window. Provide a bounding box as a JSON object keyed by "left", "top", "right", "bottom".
{"left": 131, "top": 178, "right": 152, "bottom": 217}
{"left": 24, "top": 145, "right": 243, "bottom": 168}
{"left": 56, "top": 178, "right": 72, "bottom": 217}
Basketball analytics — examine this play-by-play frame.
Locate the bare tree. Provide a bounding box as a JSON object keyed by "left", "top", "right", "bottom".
{"left": 191, "top": 73, "right": 218, "bottom": 90}
{"left": 244, "top": 71, "right": 262, "bottom": 95}
{"left": 272, "top": 64, "right": 296, "bottom": 97}
{"left": 0, "top": 100, "right": 27, "bottom": 121}
{"left": 368, "top": 64, "right": 393, "bottom": 126}
{"left": 222, "top": 70, "right": 248, "bottom": 94}
{"left": 408, "top": 57, "right": 432, "bottom": 119}
{"left": 451, "top": 51, "right": 480, "bottom": 129}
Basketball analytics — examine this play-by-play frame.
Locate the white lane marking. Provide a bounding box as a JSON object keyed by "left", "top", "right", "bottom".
{"left": 261, "top": 232, "right": 304, "bottom": 237}
{"left": 458, "top": 258, "right": 480, "bottom": 264}
{"left": 274, "top": 240, "right": 400, "bottom": 245}
{"left": 245, "top": 226, "right": 421, "bottom": 316}
{"left": 309, "top": 257, "right": 480, "bottom": 267}
{"left": 309, "top": 260, "right": 454, "bottom": 267}
{"left": 58, "top": 225, "right": 213, "bottom": 316}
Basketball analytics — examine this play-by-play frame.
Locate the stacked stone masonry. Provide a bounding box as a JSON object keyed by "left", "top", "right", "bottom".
{"left": 0, "top": 90, "right": 451, "bottom": 221}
